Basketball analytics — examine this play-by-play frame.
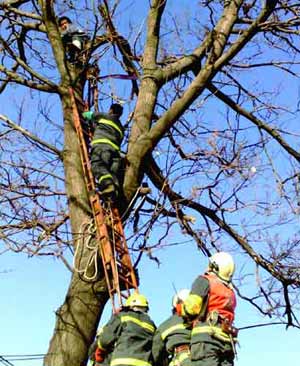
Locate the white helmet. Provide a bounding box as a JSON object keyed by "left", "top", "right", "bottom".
{"left": 172, "top": 288, "right": 190, "bottom": 308}
{"left": 209, "top": 252, "right": 235, "bottom": 282}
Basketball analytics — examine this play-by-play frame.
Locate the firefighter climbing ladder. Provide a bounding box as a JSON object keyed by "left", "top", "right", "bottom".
{"left": 69, "top": 88, "right": 138, "bottom": 312}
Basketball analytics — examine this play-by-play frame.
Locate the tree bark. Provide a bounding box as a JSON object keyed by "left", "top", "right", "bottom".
{"left": 44, "top": 92, "right": 109, "bottom": 366}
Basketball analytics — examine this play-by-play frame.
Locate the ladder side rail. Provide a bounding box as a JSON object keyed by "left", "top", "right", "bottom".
{"left": 69, "top": 88, "right": 139, "bottom": 310}
{"left": 69, "top": 89, "right": 120, "bottom": 310}
{"left": 69, "top": 89, "right": 111, "bottom": 251}
{"left": 108, "top": 206, "right": 123, "bottom": 307}
{"left": 111, "top": 206, "right": 138, "bottom": 290}
{"left": 86, "top": 79, "right": 139, "bottom": 299}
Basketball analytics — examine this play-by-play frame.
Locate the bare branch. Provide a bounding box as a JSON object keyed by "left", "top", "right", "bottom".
{"left": 207, "top": 82, "right": 300, "bottom": 163}
{"left": 0, "top": 114, "right": 63, "bottom": 158}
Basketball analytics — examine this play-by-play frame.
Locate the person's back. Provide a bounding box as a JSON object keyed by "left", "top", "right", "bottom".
{"left": 110, "top": 309, "right": 155, "bottom": 362}
{"left": 97, "top": 293, "right": 156, "bottom": 366}
{"left": 82, "top": 104, "right": 124, "bottom": 197}
{"left": 182, "top": 252, "right": 238, "bottom": 366}
{"left": 152, "top": 289, "right": 191, "bottom": 366}
{"left": 91, "top": 110, "right": 124, "bottom": 151}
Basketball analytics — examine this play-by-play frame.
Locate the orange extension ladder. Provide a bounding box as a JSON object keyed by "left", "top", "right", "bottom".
{"left": 69, "top": 88, "right": 138, "bottom": 312}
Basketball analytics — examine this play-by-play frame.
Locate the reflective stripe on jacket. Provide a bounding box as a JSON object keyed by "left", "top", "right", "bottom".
{"left": 160, "top": 323, "right": 189, "bottom": 341}
{"left": 120, "top": 315, "right": 155, "bottom": 333}
{"left": 191, "top": 325, "right": 237, "bottom": 344}
{"left": 91, "top": 112, "right": 124, "bottom": 149}
{"left": 91, "top": 138, "right": 120, "bottom": 151}
{"left": 98, "top": 309, "right": 156, "bottom": 366}
{"left": 152, "top": 314, "right": 191, "bottom": 365}
{"left": 97, "top": 118, "right": 124, "bottom": 138}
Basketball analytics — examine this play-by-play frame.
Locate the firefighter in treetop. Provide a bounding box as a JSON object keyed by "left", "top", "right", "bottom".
{"left": 182, "top": 252, "right": 238, "bottom": 366}
{"left": 82, "top": 103, "right": 124, "bottom": 199}
{"left": 96, "top": 292, "right": 156, "bottom": 366}
{"left": 58, "top": 16, "right": 89, "bottom": 63}
{"left": 152, "top": 289, "right": 192, "bottom": 366}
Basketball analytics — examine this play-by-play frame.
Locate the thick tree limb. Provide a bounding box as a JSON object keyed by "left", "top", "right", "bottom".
{"left": 128, "top": 1, "right": 243, "bottom": 164}
{"left": 0, "top": 36, "right": 57, "bottom": 87}
{"left": 0, "top": 63, "right": 58, "bottom": 91}
{"left": 215, "top": 0, "right": 279, "bottom": 69}
{"left": 38, "top": 0, "right": 70, "bottom": 85}
{"left": 0, "top": 62, "right": 19, "bottom": 93}
{"left": 124, "top": 0, "right": 167, "bottom": 199}
{"left": 0, "top": 0, "right": 30, "bottom": 8}
{"left": 1, "top": 4, "right": 43, "bottom": 22}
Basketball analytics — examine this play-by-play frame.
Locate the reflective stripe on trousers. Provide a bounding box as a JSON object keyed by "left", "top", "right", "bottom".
{"left": 110, "top": 358, "right": 152, "bottom": 366}
{"left": 169, "top": 351, "right": 190, "bottom": 366}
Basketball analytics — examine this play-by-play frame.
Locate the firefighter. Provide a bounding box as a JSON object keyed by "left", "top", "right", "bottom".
{"left": 82, "top": 103, "right": 124, "bottom": 198}
{"left": 96, "top": 292, "right": 156, "bottom": 366}
{"left": 182, "top": 252, "right": 238, "bottom": 366}
{"left": 152, "top": 289, "right": 192, "bottom": 366}
{"left": 58, "top": 16, "right": 89, "bottom": 63}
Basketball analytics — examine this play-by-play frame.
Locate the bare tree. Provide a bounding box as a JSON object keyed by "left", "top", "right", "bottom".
{"left": 1, "top": 0, "right": 300, "bottom": 365}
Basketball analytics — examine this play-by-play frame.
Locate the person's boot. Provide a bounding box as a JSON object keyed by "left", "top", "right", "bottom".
{"left": 98, "top": 178, "right": 115, "bottom": 196}
{"left": 100, "top": 184, "right": 115, "bottom": 196}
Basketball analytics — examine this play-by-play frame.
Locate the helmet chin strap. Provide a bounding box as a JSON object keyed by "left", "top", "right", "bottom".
{"left": 209, "top": 261, "right": 219, "bottom": 272}
{"left": 208, "top": 269, "right": 232, "bottom": 285}
{"left": 131, "top": 306, "right": 148, "bottom": 313}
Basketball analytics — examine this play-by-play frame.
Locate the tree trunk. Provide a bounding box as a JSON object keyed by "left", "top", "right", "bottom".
{"left": 44, "top": 92, "right": 109, "bottom": 366}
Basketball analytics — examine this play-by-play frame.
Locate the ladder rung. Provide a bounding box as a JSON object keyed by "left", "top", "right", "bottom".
{"left": 113, "top": 243, "right": 126, "bottom": 253}
{"left": 116, "top": 260, "right": 133, "bottom": 271}
{"left": 70, "top": 88, "right": 138, "bottom": 312}
{"left": 118, "top": 275, "right": 136, "bottom": 289}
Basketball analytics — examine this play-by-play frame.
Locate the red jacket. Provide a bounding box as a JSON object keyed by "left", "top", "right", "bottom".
{"left": 204, "top": 273, "right": 236, "bottom": 324}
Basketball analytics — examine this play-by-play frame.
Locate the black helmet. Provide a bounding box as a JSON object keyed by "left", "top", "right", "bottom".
{"left": 58, "top": 16, "right": 72, "bottom": 26}
{"left": 110, "top": 103, "right": 123, "bottom": 117}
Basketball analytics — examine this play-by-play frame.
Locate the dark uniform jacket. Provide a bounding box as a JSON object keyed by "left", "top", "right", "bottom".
{"left": 91, "top": 112, "right": 124, "bottom": 151}
{"left": 98, "top": 309, "right": 156, "bottom": 366}
{"left": 152, "top": 314, "right": 191, "bottom": 366}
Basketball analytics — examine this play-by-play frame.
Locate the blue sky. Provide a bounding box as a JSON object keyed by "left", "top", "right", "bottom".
{"left": 1, "top": 241, "right": 300, "bottom": 365}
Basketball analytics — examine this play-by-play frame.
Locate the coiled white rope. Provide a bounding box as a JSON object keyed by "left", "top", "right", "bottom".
{"left": 73, "top": 220, "right": 99, "bottom": 281}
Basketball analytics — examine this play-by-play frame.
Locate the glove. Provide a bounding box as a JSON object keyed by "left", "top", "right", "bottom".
{"left": 82, "top": 111, "right": 94, "bottom": 120}
{"left": 95, "top": 347, "right": 106, "bottom": 363}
